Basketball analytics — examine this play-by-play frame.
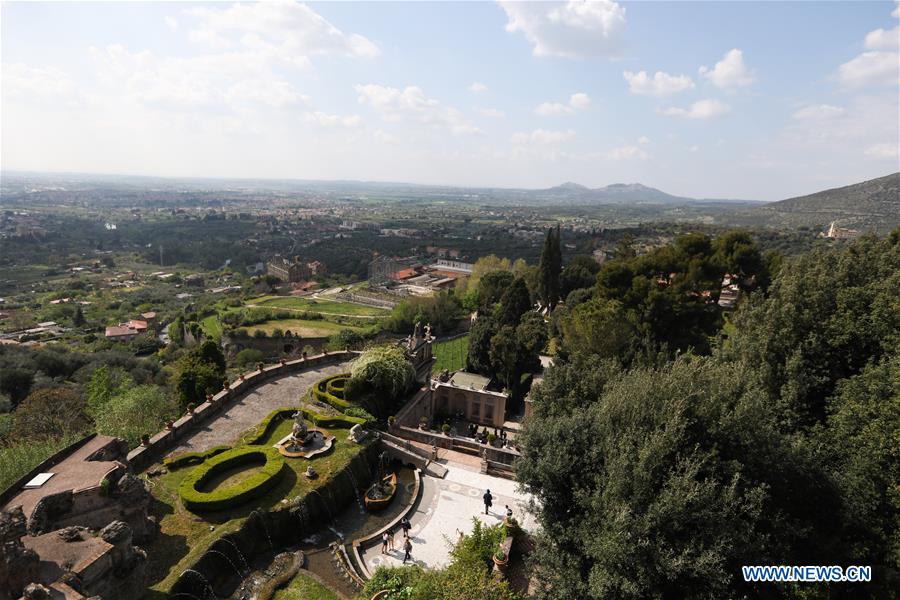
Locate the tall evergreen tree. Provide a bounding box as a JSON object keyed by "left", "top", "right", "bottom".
{"left": 496, "top": 277, "right": 531, "bottom": 327}
{"left": 537, "top": 226, "right": 562, "bottom": 310}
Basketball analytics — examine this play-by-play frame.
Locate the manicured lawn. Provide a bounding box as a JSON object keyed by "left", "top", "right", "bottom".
{"left": 272, "top": 573, "right": 340, "bottom": 600}
{"left": 253, "top": 295, "right": 388, "bottom": 317}
{"left": 245, "top": 318, "right": 372, "bottom": 338}
{"left": 432, "top": 335, "right": 469, "bottom": 374}
{"left": 144, "top": 415, "right": 368, "bottom": 596}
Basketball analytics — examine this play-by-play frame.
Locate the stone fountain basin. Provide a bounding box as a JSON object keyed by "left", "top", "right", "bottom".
{"left": 274, "top": 432, "right": 335, "bottom": 459}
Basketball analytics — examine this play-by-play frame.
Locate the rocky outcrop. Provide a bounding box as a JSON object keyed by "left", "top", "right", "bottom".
{"left": 0, "top": 506, "right": 39, "bottom": 600}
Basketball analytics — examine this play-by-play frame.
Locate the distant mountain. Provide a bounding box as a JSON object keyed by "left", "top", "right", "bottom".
{"left": 536, "top": 182, "right": 749, "bottom": 205}
{"left": 730, "top": 172, "right": 900, "bottom": 233}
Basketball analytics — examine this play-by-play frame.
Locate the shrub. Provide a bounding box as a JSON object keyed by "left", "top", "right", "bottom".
{"left": 243, "top": 408, "right": 296, "bottom": 445}
{"left": 298, "top": 407, "right": 365, "bottom": 428}
{"left": 235, "top": 348, "right": 264, "bottom": 369}
{"left": 442, "top": 423, "right": 451, "bottom": 434}
{"left": 344, "top": 407, "right": 376, "bottom": 425}
{"left": 178, "top": 446, "right": 286, "bottom": 512}
{"left": 164, "top": 445, "right": 231, "bottom": 470}
{"left": 311, "top": 374, "right": 352, "bottom": 411}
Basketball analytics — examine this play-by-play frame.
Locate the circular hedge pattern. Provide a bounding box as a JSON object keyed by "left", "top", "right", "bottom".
{"left": 178, "top": 446, "right": 286, "bottom": 512}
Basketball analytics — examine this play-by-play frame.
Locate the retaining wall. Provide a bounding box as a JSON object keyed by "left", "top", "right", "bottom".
{"left": 126, "top": 351, "right": 360, "bottom": 472}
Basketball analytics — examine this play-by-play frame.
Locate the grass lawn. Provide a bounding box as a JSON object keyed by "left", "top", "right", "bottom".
{"left": 252, "top": 295, "right": 388, "bottom": 317}
{"left": 200, "top": 314, "right": 223, "bottom": 340}
{"left": 245, "top": 318, "right": 372, "bottom": 338}
{"left": 432, "top": 335, "right": 469, "bottom": 374}
{"left": 143, "top": 416, "right": 367, "bottom": 597}
{"left": 272, "top": 573, "right": 340, "bottom": 600}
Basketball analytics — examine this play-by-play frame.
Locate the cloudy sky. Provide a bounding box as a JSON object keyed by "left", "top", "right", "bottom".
{"left": 2, "top": 1, "right": 898, "bottom": 200}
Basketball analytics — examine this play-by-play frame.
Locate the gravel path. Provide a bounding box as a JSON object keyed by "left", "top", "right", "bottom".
{"left": 168, "top": 360, "right": 352, "bottom": 456}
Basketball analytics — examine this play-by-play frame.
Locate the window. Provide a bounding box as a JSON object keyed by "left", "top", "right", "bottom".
{"left": 484, "top": 400, "right": 493, "bottom": 422}
{"left": 471, "top": 399, "right": 481, "bottom": 421}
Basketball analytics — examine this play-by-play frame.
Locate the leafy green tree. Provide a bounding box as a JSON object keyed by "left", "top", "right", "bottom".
{"left": 72, "top": 305, "right": 86, "bottom": 326}
{"left": 559, "top": 298, "right": 634, "bottom": 362}
{"left": 0, "top": 368, "right": 34, "bottom": 406}
{"left": 496, "top": 277, "right": 531, "bottom": 327}
{"left": 477, "top": 270, "right": 515, "bottom": 311}
{"left": 93, "top": 385, "right": 178, "bottom": 447}
{"left": 466, "top": 314, "right": 497, "bottom": 375}
{"left": 515, "top": 312, "right": 547, "bottom": 375}
{"left": 536, "top": 226, "right": 562, "bottom": 310}
{"left": 559, "top": 254, "right": 600, "bottom": 298}
{"left": 517, "top": 357, "right": 843, "bottom": 600}
{"left": 489, "top": 325, "right": 520, "bottom": 391}
{"left": 12, "top": 387, "right": 91, "bottom": 441}
{"left": 347, "top": 344, "right": 415, "bottom": 416}
{"left": 235, "top": 348, "right": 264, "bottom": 369}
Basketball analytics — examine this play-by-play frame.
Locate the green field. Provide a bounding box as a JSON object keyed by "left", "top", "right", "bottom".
{"left": 432, "top": 335, "right": 469, "bottom": 374}
{"left": 252, "top": 295, "right": 388, "bottom": 317}
{"left": 245, "top": 318, "right": 371, "bottom": 338}
{"left": 273, "top": 573, "right": 339, "bottom": 600}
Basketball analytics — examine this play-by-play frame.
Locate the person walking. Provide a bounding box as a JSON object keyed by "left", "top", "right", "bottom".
{"left": 401, "top": 517, "right": 411, "bottom": 538}
{"left": 483, "top": 489, "right": 493, "bottom": 515}
{"left": 387, "top": 527, "right": 396, "bottom": 551}
{"left": 381, "top": 532, "right": 389, "bottom": 554}
{"left": 402, "top": 536, "right": 413, "bottom": 564}
{"left": 505, "top": 505, "right": 513, "bottom": 519}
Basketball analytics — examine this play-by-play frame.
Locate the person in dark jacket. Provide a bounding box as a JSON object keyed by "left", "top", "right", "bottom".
{"left": 483, "top": 489, "right": 493, "bottom": 515}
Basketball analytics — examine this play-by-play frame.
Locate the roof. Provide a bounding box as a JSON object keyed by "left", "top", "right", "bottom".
{"left": 105, "top": 326, "right": 136, "bottom": 337}
{"left": 126, "top": 320, "right": 148, "bottom": 330}
{"left": 448, "top": 371, "right": 491, "bottom": 391}
{"left": 140, "top": 311, "right": 157, "bottom": 319}
{"left": 392, "top": 267, "right": 419, "bottom": 280}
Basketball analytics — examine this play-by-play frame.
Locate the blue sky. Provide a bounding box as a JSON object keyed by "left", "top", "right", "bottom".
{"left": 2, "top": 1, "right": 898, "bottom": 200}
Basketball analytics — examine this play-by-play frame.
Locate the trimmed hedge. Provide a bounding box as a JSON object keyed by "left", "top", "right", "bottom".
{"left": 179, "top": 446, "right": 286, "bottom": 512}
{"left": 312, "top": 374, "right": 352, "bottom": 411}
{"left": 244, "top": 408, "right": 296, "bottom": 445}
{"left": 299, "top": 407, "right": 365, "bottom": 428}
{"left": 164, "top": 445, "right": 231, "bottom": 470}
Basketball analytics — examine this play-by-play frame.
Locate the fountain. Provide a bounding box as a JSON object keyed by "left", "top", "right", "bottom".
{"left": 364, "top": 452, "right": 397, "bottom": 511}
{"left": 275, "top": 411, "right": 335, "bottom": 459}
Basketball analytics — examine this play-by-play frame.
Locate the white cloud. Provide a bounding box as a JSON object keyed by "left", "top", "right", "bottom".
{"left": 535, "top": 92, "right": 590, "bottom": 115}
{"left": 699, "top": 49, "right": 755, "bottom": 89}
{"left": 660, "top": 99, "right": 730, "bottom": 119}
{"left": 185, "top": 2, "right": 379, "bottom": 66}
{"left": 792, "top": 104, "right": 846, "bottom": 120}
{"left": 500, "top": 0, "right": 625, "bottom": 58}
{"left": 865, "top": 142, "right": 899, "bottom": 158}
{"left": 355, "top": 83, "right": 481, "bottom": 135}
{"left": 302, "top": 111, "right": 362, "bottom": 128}
{"left": 865, "top": 25, "right": 899, "bottom": 50}
{"left": 474, "top": 107, "right": 505, "bottom": 118}
{"left": 837, "top": 51, "right": 899, "bottom": 86}
{"left": 1, "top": 63, "right": 75, "bottom": 100}
{"left": 894, "top": 1, "right": 899, "bottom": 18}
{"left": 469, "top": 82, "right": 488, "bottom": 93}
{"left": 165, "top": 16, "right": 179, "bottom": 31}
{"left": 637, "top": 135, "right": 651, "bottom": 145}
{"left": 623, "top": 70, "right": 694, "bottom": 96}
{"left": 569, "top": 92, "right": 591, "bottom": 109}
{"left": 605, "top": 144, "right": 648, "bottom": 160}
{"left": 511, "top": 129, "right": 576, "bottom": 144}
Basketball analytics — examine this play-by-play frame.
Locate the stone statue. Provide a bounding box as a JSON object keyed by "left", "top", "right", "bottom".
{"left": 291, "top": 412, "right": 308, "bottom": 441}
{"left": 414, "top": 320, "right": 422, "bottom": 339}
{"left": 348, "top": 423, "right": 367, "bottom": 443}
{"left": 424, "top": 322, "right": 432, "bottom": 338}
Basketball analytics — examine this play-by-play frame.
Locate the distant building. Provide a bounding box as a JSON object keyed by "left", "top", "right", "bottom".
{"left": 432, "top": 371, "right": 508, "bottom": 428}
{"left": 823, "top": 221, "right": 861, "bottom": 240}
{"left": 105, "top": 326, "right": 139, "bottom": 342}
{"left": 266, "top": 255, "right": 326, "bottom": 282}
{"left": 434, "top": 259, "right": 474, "bottom": 274}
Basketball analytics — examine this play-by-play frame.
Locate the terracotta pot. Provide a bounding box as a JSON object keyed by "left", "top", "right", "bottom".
{"left": 493, "top": 554, "right": 509, "bottom": 572}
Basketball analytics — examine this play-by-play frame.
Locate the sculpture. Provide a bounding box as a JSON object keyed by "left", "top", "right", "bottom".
{"left": 291, "top": 411, "right": 308, "bottom": 442}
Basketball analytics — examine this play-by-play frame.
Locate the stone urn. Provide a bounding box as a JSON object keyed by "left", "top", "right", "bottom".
{"left": 165, "top": 420, "right": 174, "bottom": 430}
{"left": 140, "top": 434, "right": 150, "bottom": 447}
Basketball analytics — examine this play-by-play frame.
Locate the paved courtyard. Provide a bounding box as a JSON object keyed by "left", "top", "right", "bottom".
{"left": 168, "top": 361, "right": 352, "bottom": 456}
{"left": 361, "top": 462, "right": 537, "bottom": 572}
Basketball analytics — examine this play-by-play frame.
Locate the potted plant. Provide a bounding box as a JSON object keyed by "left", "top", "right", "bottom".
{"left": 387, "top": 415, "right": 396, "bottom": 428}
{"left": 140, "top": 434, "right": 150, "bottom": 447}
{"left": 493, "top": 548, "right": 509, "bottom": 571}
{"left": 186, "top": 403, "right": 196, "bottom": 415}
{"left": 419, "top": 416, "right": 428, "bottom": 430}
{"left": 165, "top": 419, "right": 174, "bottom": 430}
{"left": 503, "top": 515, "right": 519, "bottom": 534}
{"left": 441, "top": 423, "right": 451, "bottom": 436}
{"left": 487, "top": 433, "right": 497, "bottom": 446}
{"left": 257, "top": 362, "right": 264, "bottom": 372}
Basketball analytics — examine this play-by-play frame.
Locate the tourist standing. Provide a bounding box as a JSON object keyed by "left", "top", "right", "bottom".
{"left": 506, "top": 505, "right": 513, "bottom": 519}
{"left": 381, "top": 532, "right": 389, "bottom": 554}
{"left": 483, "top": 489, "right": 493, "bottom": 515}
{"left": 387, "top": 527, "right": 396, "bottom": 551}
{"left": 403, "top": 537, "right": 413, "bottom": 564}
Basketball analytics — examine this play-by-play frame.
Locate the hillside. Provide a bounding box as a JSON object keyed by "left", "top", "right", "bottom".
{"left": 723, "top": 173, "right": 900, "bottom": 233}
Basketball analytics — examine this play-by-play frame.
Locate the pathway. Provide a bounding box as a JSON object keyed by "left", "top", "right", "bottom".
{"left": 360, "top": 462, "right": 537, "bottom": 572}
{"left": 168, "top": 361, "right": 352, "bottom": 456}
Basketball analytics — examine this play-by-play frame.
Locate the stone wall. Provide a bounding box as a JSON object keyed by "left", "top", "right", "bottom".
{"left": 127, "top": 351, "right": 359, "bottom": 472}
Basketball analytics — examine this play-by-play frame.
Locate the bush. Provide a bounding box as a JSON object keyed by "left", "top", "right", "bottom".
{"left": 164, "top": 445, "right": 231, "bottom": 470}
{"left": 243, "top": 408, "right": 296, "bottom": 445}
{"left": 344, "top": 407, "right": 376, "bottom": 425}
{"left": 442, "top": 423, "right": 451, "bottom": 434}
{"left": 178, "top": 446, "right": 286, "bottom": 512}
{"left": 298, "top": 407, "right": 365, "bottom": 428}
{"left": 235, "top": 348, "right": 264, "bottom": 369}
{"left": 311, "top": 374, "right": 352, "bottom": 411}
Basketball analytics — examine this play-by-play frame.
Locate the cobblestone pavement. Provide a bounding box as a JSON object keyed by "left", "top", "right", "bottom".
{"left": 168, "top": 361, "right": 352, "bottom": 456}
{"left": 362, "top": 462, "right": 537, "bottom": 572}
